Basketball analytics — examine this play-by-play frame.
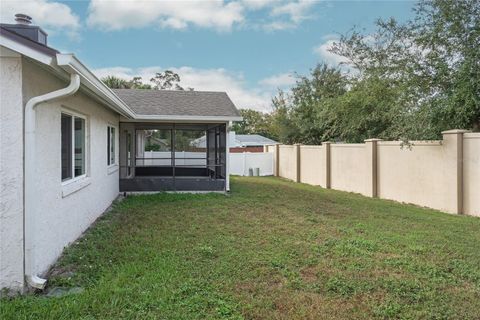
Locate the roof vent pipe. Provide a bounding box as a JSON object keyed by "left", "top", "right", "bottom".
{"left": 15, "top": 13, "right": 32, "bottom": 25}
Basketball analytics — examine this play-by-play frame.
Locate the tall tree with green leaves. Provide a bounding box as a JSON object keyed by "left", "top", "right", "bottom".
{"left": 101, "top": 76, "right": 130, "bottom": 89}
{"left": 231, "top": 109, "right": 276, "bottom": 139}
{"left": 102, "top": 71, "right": 189, "bottom": 91}
{"left": 150, "top": 70, "right": 193, "bottom": 91}
{"left": 331, "top": 0, "right": 480, "bottom": 139}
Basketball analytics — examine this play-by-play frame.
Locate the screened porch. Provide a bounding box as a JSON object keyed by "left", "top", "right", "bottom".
{"left": 119, "top": 122, "right": 227, "bottom": 192}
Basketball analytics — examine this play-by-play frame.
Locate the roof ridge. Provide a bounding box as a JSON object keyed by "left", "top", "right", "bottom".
{"left": 113, "top": 88, "right": 228, "bottom": 94}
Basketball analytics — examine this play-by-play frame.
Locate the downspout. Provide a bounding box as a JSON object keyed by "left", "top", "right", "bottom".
{"left": 24, "top": 73, "right": 81, "bottom": 289}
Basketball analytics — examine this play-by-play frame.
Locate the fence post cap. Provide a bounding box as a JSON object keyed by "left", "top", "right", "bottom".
{"left": 364, "top": 138, "right": 383, "bottom": 142}
{"left": 322, "top": 141, "right": 332, "bottom": 145}
{"left": 441, "top": 129, "right": 470, "bottom": 135}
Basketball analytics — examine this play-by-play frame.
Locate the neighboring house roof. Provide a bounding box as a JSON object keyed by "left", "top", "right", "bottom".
{"left": 113, "top": 89, "right": 241, "bottom": 118}
{"left": 235, "top": 134, "right": 277, "bottom": 147}
{"left": 191, "top": 132, "right": 277, "bottom": 148}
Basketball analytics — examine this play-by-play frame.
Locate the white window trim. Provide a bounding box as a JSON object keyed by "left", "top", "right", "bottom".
{"left": 61, "top": 108, "right": 89, "bottom": 187}
{"left": 107, "top": 124, "right": 117, "bottom": 168}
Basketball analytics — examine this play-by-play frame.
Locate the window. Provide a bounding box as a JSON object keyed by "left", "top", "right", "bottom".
{"left": 61, "top": 112, "right": 86, "bottom": 181}
{"left": 107, "top": 126, "right": 116, "bottom": 166}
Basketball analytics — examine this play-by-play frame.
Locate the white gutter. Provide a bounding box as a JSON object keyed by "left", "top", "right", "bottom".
{"left": 127, "top": 114, "right": 243, "bottom": 122}
{"left": 56, "top": 54, "right": 136, "bottom": 119}
{"left": 24, "top": 73, "right": 81, "bottom": 289}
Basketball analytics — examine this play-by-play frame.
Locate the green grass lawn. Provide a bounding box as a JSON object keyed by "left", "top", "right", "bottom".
{"left": 2, "top": 177, "right": 480, "bottom": 319}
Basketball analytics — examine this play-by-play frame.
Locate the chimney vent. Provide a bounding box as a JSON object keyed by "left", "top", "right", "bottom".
{"left": 15, "top": 13, "right": 32, "bottom": 25}
{"left": 1, "top": 14, "right": 48, "bottom": 45}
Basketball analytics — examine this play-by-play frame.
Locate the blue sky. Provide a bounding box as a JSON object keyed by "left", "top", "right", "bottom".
{"left": 1, "top": 0, "right": 416, "bottom": 110}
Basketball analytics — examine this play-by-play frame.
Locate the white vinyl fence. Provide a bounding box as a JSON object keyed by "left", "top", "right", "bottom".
{"left": 229, "top": 152, "right": 274, "bottom": 176}
{"left": 137, "top": 151, "right": 206, "bottom": 166}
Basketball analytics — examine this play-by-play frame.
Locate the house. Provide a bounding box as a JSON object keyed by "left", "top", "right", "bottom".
{"left": 192, "top": 132, "right": 277, "bottom": 153}
{"left": 0, "top": 15, "right": 241, "bottom": 292}
{"left": 229, "top": 133, "right": 278, "bottom": 153}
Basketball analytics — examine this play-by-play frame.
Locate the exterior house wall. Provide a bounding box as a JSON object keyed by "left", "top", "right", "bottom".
{"left": 0, "top": 54, "right": 25, "bottom": 291}
{"left": 21, "top": 59, "right": 120, "bottom": 280}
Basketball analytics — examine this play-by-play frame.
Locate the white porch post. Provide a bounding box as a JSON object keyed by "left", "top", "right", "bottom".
{"left": 226, "top": 121, "right": 231, "bottom": 192}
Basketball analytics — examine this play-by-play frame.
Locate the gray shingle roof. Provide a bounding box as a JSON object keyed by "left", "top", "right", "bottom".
{"left": 113, "top": 89, "right": 241, "bottom": 118}
{"left": 235, "top": 134, "right": 277, "bottom": 146}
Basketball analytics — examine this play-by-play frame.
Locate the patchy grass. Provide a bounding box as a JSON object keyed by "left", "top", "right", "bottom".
{"left": 1, "top": 177, "right": 480, "bottom": 319}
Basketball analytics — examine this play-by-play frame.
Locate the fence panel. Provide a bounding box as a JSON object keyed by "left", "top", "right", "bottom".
{"left": 279, "top": 145, "right": 297, "bottom": 181}
{"left": 271, "top": 130, "right": 479, "bottom": 216}
{"left": 300, "top": 146, "right": 325, "bottom": 186}
{"left": 330, "top": 144, "right": 370, "bottom": 196}
{"left": 377, "top": 141, "right": 456, "bottom": 213}
{"left": 463, "top": 133, "right": 480, "bottom": 217}
{"left": 229, "top": 152, "right": 274, "bottom": 176}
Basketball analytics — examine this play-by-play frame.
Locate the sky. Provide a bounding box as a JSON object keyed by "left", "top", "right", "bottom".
{"left": 1, "top": 0, "right": 417, "bottom": 111}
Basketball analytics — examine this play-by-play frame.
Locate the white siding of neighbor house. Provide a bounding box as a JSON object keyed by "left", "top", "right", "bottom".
{"left": 0, "top": 57, "right": 121, "bottom": 291}
{"left": 0, "top": 53, "right": 25, "bottom": 291}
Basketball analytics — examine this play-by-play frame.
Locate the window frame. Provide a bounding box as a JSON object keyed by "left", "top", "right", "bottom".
{"left": 61, "top": 109, "right": 88, "bottom": 185}
{"left": 107, "top": 125, "right": 117, "bottom": 167}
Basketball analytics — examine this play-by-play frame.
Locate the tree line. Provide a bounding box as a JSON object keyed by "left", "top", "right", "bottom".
{"left": 102, "top": 70, "right": 193, "bottom": 91}
{"left": 233, "top": 0, "right": 479, "bottom": 143}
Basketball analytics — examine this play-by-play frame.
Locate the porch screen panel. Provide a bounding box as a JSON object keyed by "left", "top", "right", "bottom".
{"left": 174, "top": 130, "right": 206, "bottom": 167}
{"left": 218, "top": 124, "right": 226, "bottom": 178}
{"left": 135, "top": 129, "right": 172, "bottom": 166}
{"left": 207, "top": 128, "right": 217, "bottom": 177}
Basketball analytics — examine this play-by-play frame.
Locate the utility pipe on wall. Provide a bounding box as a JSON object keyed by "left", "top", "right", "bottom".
{"left": 24, "top": 73, "right": 81, "bottom": 289}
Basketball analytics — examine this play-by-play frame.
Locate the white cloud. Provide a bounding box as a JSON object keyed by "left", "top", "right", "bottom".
{"left": 270, "top": 0, "right": 314, "bottom": 24}
{"left": 87, "top": 0, "right": 245, "bottom": 31}
{"left": 0, "top": 0, "right": 80, "bottom": 36}
{"left": 313, "top": 39, "right": 349, "bottom": 66}
{"left": 92, "top": 66, "right": 275, "bottom": 111}
{"left": 86, "top": 0, "right": 318, "bottom": 32}
{"left": 259, "top": 72, "right": 296, "bottom": 88}
{"left": 240, "top": 0, "right": 277, "bottom": 10}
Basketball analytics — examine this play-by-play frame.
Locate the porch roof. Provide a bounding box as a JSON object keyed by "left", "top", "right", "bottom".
{"left": 113, "top": 89, "right": 241, "bottom": 120}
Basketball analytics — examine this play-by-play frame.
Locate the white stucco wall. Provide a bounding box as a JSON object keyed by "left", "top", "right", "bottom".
{"left": 330, "top": 144, "right": 370, "bottom": 196}
{"left": 0, "top": 58, "right": 121, "bottom": 288}
{"left": 463, "top": 133, "right": 480, "bottom": 217}
{"left": 0, "top": 53, "right": 25, "bottom": 291}
{"left": 377, "top": 140, "right": 457, "bottom": 213}
{"left": 300, "top": 146, "right": 325, "bottom": 187}
{"left": 278, "top": 145, "right": 296, "bottom": 181}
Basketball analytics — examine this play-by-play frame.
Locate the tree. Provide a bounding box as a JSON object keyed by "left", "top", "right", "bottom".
{"left": 231, "top": 109, "right": 275, "bottom": 139}
{"left": 101, "top": 76, "right": 130, "bottom": 89}
{"left": 130, "top": 77, "right": 152, "bottom": 89}
{"left": 102, "top": 71, "right": 189, "bottom": 91}
{"left": 331, "top": 0, "right": 480, "bottom": 139}
{"left": 150, "top": 70, "right": 193, "bottom": 90}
